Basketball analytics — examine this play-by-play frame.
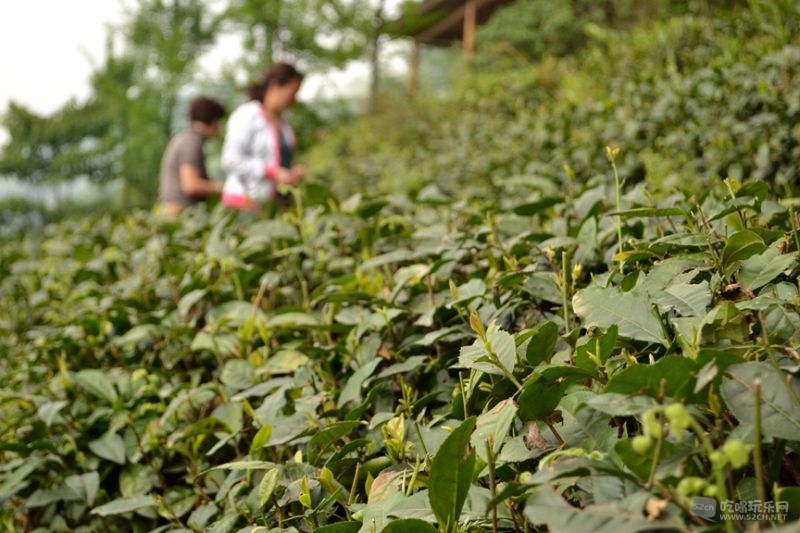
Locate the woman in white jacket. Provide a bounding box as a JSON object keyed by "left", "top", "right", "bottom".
{"left": 220, "top": 63, "right": 306, "bottom": 210}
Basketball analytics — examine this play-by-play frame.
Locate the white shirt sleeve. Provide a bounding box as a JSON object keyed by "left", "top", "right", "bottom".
{"left": 221, "top": 103, "right": 268, "bottom": 182}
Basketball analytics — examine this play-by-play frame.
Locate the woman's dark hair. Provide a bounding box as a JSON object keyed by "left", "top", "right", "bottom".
{"left": 248, "top": 62, "right": 304, "bottom": 101}
{"left": 189, "top": 97, "right": 226, "bottom": 124}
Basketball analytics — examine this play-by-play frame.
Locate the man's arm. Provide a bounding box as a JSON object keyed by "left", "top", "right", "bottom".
{"left": 179, "top": 164, "right": 223, "bottom": 198}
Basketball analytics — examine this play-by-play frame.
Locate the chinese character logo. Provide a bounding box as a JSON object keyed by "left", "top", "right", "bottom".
{"left": 690, "top": 496, "right": 718, "bottom": 520}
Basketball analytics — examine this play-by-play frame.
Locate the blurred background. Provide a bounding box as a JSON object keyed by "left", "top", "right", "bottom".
{"left": 1, "top": 0, "right": 793, "bottom": 236}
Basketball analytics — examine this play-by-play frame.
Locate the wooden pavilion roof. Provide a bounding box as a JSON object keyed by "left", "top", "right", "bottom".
{"left": 410, "top": 0, "right": 516, "bottom": 46}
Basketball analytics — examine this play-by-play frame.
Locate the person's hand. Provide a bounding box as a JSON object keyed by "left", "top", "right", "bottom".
{"left": 275, "top": 166, "right": 305, "bottom": 185}
{"left": 274, "top": 167, "right": 297, "bottom": 185}
{"left": 290, "top": 165, "right": 306, "bottom": 183}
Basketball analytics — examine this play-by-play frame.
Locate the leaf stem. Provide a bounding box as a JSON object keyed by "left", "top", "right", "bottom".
{"left": 486, "top": 437, "right": 499, "bottom": 533}
{"left": 348, "top": 462, "right": 361, "bottom": 505}
{"left": 789, "top": 204, "right": 800, "bottom": 254}
{"left": 688, "top": 417, "right": 734, "bottom": 533}
{"left": 610, "top": 154, "right": 624, "bottom": 259}
{"left": 646, "top": 416, "right": 665, "bottom": 489}
{"left": 753, "top": 378, "right": 768, "bottom": 506}
{"left": 561, "top": 251, "right": 571, "bottom": 332}
{"left": 459, "top": 372, "right": 469, "bottom": 419}
{"left": 546, "top": 421, "right": 565, "bottom": 446}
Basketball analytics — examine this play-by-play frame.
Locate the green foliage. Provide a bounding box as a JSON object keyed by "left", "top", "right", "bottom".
{"left": 428, "top": 417, "right": 476, "bottom": 531}
{"left": 475, "top": 0, "right": 745, "bottom": 63}
{"left": 310, "top": 5, "right": 800, "bottom": 201}
{"left": 2, "top": 155, "right": 800, "bottom": 530}
{"left": 0, "top": 101, "right": 113, "bottom": 183}
{"left": 3, "top": 3, "right": 800, "bottom": 533}
{"left": 0, "top": 0, "right": 397, "bottom": 206}
{"left": 222, "top": 0, "right": 372, "bottom": 70}
{"left": 0, "top": 0, "right": 221, "bottom": 205}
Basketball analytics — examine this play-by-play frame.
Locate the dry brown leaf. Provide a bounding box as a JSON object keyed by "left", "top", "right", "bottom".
{"left": 645, "top": 497, "right": 669, "bottom": 521}
{"left": 523, "top": 421, "right": 549, "bottom": 450}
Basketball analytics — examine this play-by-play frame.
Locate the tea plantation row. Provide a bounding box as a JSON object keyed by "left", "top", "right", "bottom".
{"left": 1, "top": 171, "right": 799, "bottom": 531}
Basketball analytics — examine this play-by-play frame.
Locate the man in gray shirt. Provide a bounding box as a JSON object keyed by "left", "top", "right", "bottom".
{"left": 156, "top": 97, "right": 227, "bottom": 217}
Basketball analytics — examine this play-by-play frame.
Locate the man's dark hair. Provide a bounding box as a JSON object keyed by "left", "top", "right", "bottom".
{"left": 189, "top": 97, "right": 226, "bottom": 124}
{"left": 248, "top": 62, "right": 304, "bottom": 102}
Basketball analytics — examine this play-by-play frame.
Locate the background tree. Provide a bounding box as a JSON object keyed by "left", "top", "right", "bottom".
{"left": 0, "top": 0, "right": 416, "bottom": 207}
{"left": 115, "top": 0, "right": 220, "bottom": 199}
{"left": 0, "top": 100, "right": 113, "bottom": 184}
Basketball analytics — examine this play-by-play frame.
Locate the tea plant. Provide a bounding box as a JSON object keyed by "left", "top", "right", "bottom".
{"left": 3, "top": 5, "right": 800, "bottom": 533}
{"left": 1, "top": 165, "right": 799, "bottom": 532}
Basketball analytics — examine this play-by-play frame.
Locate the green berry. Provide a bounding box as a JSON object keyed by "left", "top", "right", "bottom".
{"left": 642, "top": 409, "right": 661, "bottom": 438}
{"left": 709, "top": 450, "right": 728, "bottom": 469}
{"left": 664, "top": 403, "right": 691, "bottom": 430}
{"left": 677, "top": 477, "right": 706, "bottom": 497}
{"left": 632, "top": 435, "right": 653, "bottom": 454}
{"left": 722, "top": 440, "right": 750, "bottom": 469}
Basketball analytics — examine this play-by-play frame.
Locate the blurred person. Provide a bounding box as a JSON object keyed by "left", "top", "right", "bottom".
{"left": 220, "top": 62, "right": 306, "bottom": 210}
{"left": 156, "top": 97, "right": 227, "bottom": 217}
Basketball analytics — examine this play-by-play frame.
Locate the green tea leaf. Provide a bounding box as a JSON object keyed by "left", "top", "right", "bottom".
{"left": 574, "top": 325, "right": 618, "bottom": 371}
{"left": 250, "top": 423, "right": 273, "bottom": 455}
{"left": 188, "top": 503, "right": 219, "bottom": 531}
{"left": 91, "top": 494, "right": 156, "bottom": 516}
{"left": 451, "top": 278, "right": 487, "bottom": 306}
{"left": 721, "top": 230, "right": 766, "bottom": 277}
{"left": 513, "top": 197, "right": 562, "bottom": 216}
{"left": 160, "top": 485, "right": 196, "bottom": 518}
{"left": 739, "top": 245, "right": 797, "bottom": 290}
{"left": 585, "top": 393, "right": 658, "bottom": 416}
{"left": 525, "top": 320, "right": 560, "bottom": 366}
{"left": 721, "top": 362, "right": 800, "bottom": 441}
{"left": 377, "top": 356, "right": 429, "bottom": 379}
{"left": 524, "top": 485, "right": 668, "bottom": 532}
{"left": 654, "top": 281, "right": 712, "bottom": 317}
{"left": 74, "top": 369, "right": 118, "bottom": 404}
{"left": 113, "top": 324, "right": 163, "bottom": 348}
{"left": 381, "top": 518, "right": 437, "bottom": 533}
{"left": 611, "top": 207, "right": 688, "bottom": 219}
{"left": 119, "top": 464, "right": 157, "bottom": 498}
{"left": 65, "top": 472, "right": 100, "bottom": 507}
{"left": 258, "top": 468, "right": 281, "bottom": 509}
{"left": 26, "top": 487, "right": 81, "bottom": 507}
{"left": 518, "top": 380, "right": 570, "bottom": 421}
{"left": 205, "top": 513, "right": 239, "bottom": 533}
{"left": 428, "top": 417, "right": 476, "bottom": 530}
{"left": 486, "top": 322, "right": 517, "bottom": 373}
{"left": 309, "top": 421, "right": 361, "bottom": 453}
{"left": 221, "top": 359, "right": 255, "bottom": 391}
{"left": 37, "top": 400, "right": 68, "bottom": 427}
{"left": 178, "top": 288, "right": 207, "bottom": 317}
{"left": 573, "top": 287, "right": 667, "bottom": 345}
{"left": 774, "top": 486, "right": 800, "bottom": 520}
{"left": 606, "top": 356, "right": 697, "bottom": 401}
{"left": 471, "top": 399, "right": 517, "bottom": 462}
{"left": 266, "top": 312, "right": 320, "bottom": 328}
{"left": 89, "top": 431, "right": 126, "bottom": 465}
{"left": 206, "top": 460, "right": 276, "bottom": 472}
{"left": 337, "top": 359, "right": 381, "bottom": 408}
{"left": 0, "top": 456, "right": 47, "bottom": 499}
{"left": 208, "top": 301, "right": 266, "bottom": 328}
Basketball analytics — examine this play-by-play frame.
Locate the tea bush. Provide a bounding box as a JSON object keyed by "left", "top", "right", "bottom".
{"left": 2, "top": 169, "right": 800, "bottom": 531}
{"left": 308, "top": 5, "right": 800, "bottom": 200}
{"left": 2, "top": 4, "right": 800, "bottom": 533}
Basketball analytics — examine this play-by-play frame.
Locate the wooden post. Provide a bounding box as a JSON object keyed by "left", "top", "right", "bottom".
{"left": 463, "top": 0, "right": 477, "bottom": 59}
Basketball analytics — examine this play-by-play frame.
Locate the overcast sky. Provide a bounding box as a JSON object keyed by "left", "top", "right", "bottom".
{"left": 0, "top": 1, "right": 126, "bottom": 116}
{"left": 0, "top": 0, "right": 409, "bottom": 147}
